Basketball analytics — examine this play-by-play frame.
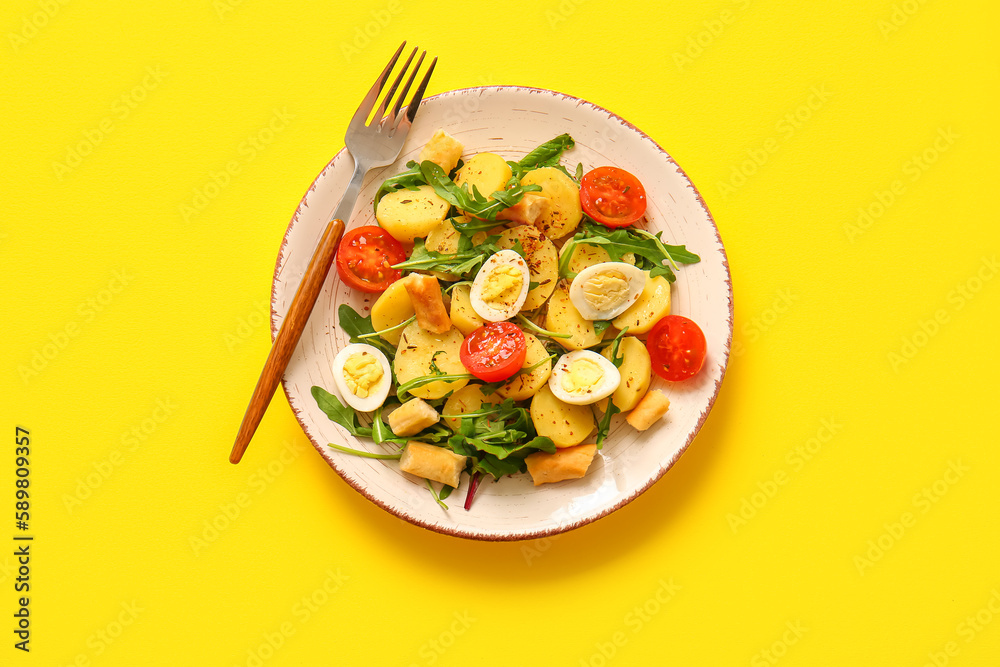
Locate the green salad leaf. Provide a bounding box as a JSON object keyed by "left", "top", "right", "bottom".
{"left": 517, "top": 133, "right": 575, "bottom": 170}
{"left": 593, "top": 328, "right": 629, "bottom": 448}
{"left": 337, "top": 304, "right": 397, "bottom": 360}
{"left": 558, "top": 221, "right": 701, "bottom": 282}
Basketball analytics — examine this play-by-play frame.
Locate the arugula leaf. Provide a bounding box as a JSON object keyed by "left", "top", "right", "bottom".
{"left": 426, "top": 479, "right": 450, "bottom": 509}
{"left": 515, "top": 314, "right": 572, "bottom": 340}
{"left": 518, "top": 134, "right": 575, "bottom": 170}
{"left": 312, "top": 386, "right": 372, "bottom": 439}
{"left": 593, "top": 320, "right": 613, "bottom": 338}
{"left": 451, "top": 216, "right": 502, "bottom": 237}
{"left": 370, "top": 405, "right": 410, "bottom": 446}
{"left": 442, "top": 399, "right": 556, "bottom": 481}
{"left": 478, "top": 352, "right": 557, "bottom": 395}
{"left": 337, "top": 304, "right": 396, "bottom": 359}
{"left": 557, "top": 221, "right": 701, "bottom": 282}
{"left": 419, "top": 161, "right": 541, "bottom": 222}
{"left": 428, "top": 351, "right": 447, "bottom": 376}
{"left": 373, "top": 160, "right": 425, "bottom": 209}
{"left": 396, "top": 372, "right": 477, "bottom": 402}
{"left": 392, "top": 232, "right": 525, "bottom": 280}
{"left": 392, "top": 235, "right": 497, "bottom": 278}
{"left": 593, "top": 328, "right": 629, "bottom": 448}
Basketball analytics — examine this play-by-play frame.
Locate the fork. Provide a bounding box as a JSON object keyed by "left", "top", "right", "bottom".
{"left": 230, "top": 42, "right": 436, "bottom": 464}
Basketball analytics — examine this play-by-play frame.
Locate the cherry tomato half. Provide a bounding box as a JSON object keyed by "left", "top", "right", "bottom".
{"left": 459, "top": 322, "right": 527, "bottom": 383}
{"left": 335, "top": 226, "right": 407, "bottom": 293}
{"left": 579, "top": 166, "right": 647, "bottom": 228}
{"left": 646, "top": 315, "right": 707, "bottom": 382}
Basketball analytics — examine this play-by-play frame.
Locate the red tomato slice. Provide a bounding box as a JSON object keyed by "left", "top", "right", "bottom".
{"left": 646, "top": 315, "right": 707, "bottom": 381}
{"left": 335, "top": 226, "right": 406, "bottom": 293}
{"left": 459, "top": 322, "right": 527, "bottom": 383}
{"left": 579, "top": 166, "right": 647, "bottom": 228}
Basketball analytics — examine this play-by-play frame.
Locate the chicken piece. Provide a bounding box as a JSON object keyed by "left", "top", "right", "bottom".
{"left": 403, "top": 273, "right": 451, "bottom": 334}
{"left": 496, "top": 194, "right": 550, "bottom": 226}
{"left": 387, "top": 398, "right": 440, "bottom": 437}
{"left": 625, "top": 390, "right": 670, "bottom": 431}
{"left": 525, "top": 444, "right": 598, "bottom": 486}
{"left": 418, "top": 129, "right": 464, "bottom": 174}
{"left": 399, "top": 442, "right": 467, "bottom": 488}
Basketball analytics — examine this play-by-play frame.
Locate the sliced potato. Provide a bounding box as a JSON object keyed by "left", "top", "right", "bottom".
{"left": 394, "top": 322, "right": 468, "bottom": 399}
{"left": 545, "top": 282, "right": 601, "bottom": 351}
{"left": 597, "top": 336, "right": 651, "bottom": 412}
{"left": 561, "top": 243, "right": 610, "bottom": 275}
{"left": 530, "top": 384, "right": 595, "bottom": 448}
{"left": 424, "top": 217, "right": 463, "bottom": 281}
{"left": 442, "top": 385, "right": 500, "bottom": 431}
{"left": 370, "top": 279, "right": 415, "bottom": 346}
{"left": 495, "top": 332, "right": 551, "bottom": 402}
{"left": 449, "top": 284, "right": 485, "bottom": 336}
{"left": 376, "top": 184, "right": 449, "bottom": 244}
{"left": 611, "top": 272, "right": 671, "bottom": 334}
{"left": 520, "top": 167, "right": 582, "bottom": 240}
{"left": 454, "top": 153, "right": 512, "bottom": 213}
{"left": 525, "top": 444, "right": 597, "bottom": 485}
{"left": 496, "top": 225, "right": 558, "bottom": 311}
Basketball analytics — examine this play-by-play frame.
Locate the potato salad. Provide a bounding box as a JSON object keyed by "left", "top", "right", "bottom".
{"left": 312, "top": 131, "right": 705, "bottom": 510}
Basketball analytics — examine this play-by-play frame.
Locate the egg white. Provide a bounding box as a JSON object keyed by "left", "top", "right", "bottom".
{"left": 469, "top": 249, "right": 531, "bottom": 322}
{"left": 568, "top": 262, "right": 646, "bottom": 320}
{"left": 332, "top": 343, "right": 392, "bottom": 413}
{"left": 548, "top": 350, "right": 621, "bottom": 406}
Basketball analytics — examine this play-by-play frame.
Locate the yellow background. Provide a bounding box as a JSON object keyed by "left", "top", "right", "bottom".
{"left": 3, "top": 0, "right": 999, "bottom": 664}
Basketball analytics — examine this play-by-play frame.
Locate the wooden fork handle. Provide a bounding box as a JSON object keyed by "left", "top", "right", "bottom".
{"left": 230, "top": 218, "right": 346, "bottom": 464}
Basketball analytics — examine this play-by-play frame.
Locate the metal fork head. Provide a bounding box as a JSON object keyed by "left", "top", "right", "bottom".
{"left": 345, "top": 42, "right": 436, "bottom": 169}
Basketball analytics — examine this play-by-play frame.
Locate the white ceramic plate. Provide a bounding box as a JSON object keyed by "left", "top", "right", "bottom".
{"left": 272, "top": 86, "right": 732, "bottom": 541}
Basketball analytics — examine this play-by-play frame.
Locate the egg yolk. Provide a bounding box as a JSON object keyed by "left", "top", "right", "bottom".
{"left": 583, "top": 271, "right": 630, "bottom": 311}
{"left": 480, "top": 265, "right": 523, "bottom": 309}
{"left": 560, "top": 358, "right": 605, "bottom": 395}
{"left": 342, "top": 352, "right": 383, "bottom": 398}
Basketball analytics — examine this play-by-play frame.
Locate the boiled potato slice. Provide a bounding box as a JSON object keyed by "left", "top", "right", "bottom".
{"left": 597, "top": 336, "right": 652, "bottom": 412}
{"left": 442, "top": 385, "right": 500, "bottom": 431}
{"left": 449, "top": 284, "right": 485, "bottom": 336}
{"left": 525, "top": 444, "right": 598, "bottom": 485}
{"left": 454, "top": 153, "right": 512, "bottom": 213}
{"left": 376, "top": 184, "right": 449, "bottom": 244}
{"left": 520, "top": 167, "right": 582, "bottom": 240}
{"left": 545, "top": 282, "right": 601, "bottom": 351}
{"left": 424, "top": 217, "right": 463, "bottom": 281}
{"left": 394, "top": 322, "right": 468, "bottom": 399}
{"left": 562, "top": 243, "right": 610, "bottom": 275}
{"left": 495, "top": 333, "right": 551, "bottom": 402}
{"left": 496, "top": 225, "right": 558, "bottom": 311}
{"left": 611, "top": 272, "right": 671, "bottom": 334}
{"left": 370, "top": 279, "right": 415, "bottom": 347}
{"left": 530, "top": 384, "right": 595, "bottom": 448}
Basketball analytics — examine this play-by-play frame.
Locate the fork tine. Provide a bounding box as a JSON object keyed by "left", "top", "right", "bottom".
{"left": 388, "top": 50, "right": 426, "bottom": 126}
{"left": 349, "top": 41, "right": 406, "bottom": 127}
{"left": 370, "top": 47, "right": 416, "bottom": 127}
{"left": 402, "top": 56, "right": 437, "bottom": 125}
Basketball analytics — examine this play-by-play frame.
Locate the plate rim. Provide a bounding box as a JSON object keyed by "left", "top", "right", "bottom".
{"left": 271, "top": 85, "right": 733, "bottom": 541}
